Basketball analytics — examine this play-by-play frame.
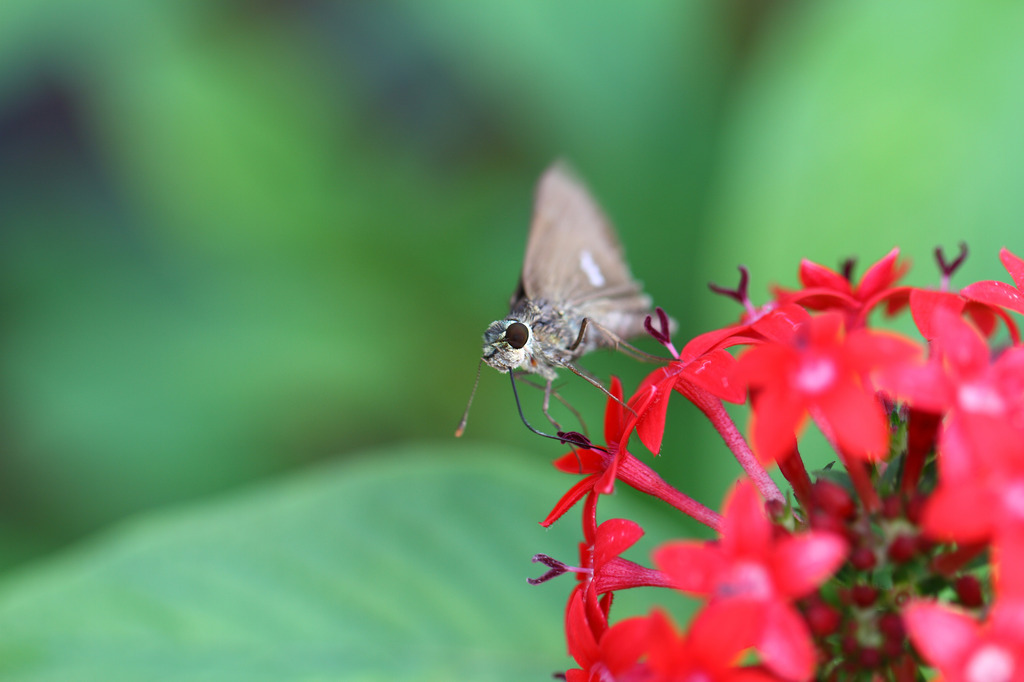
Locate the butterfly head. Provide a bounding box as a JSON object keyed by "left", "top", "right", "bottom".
{"left": 482, "top": 319, "right": 533, "bottom": 373}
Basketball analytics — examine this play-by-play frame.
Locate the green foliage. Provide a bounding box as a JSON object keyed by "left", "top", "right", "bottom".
{"left": 0, "top": 445, "right": 596, "bottom": 681}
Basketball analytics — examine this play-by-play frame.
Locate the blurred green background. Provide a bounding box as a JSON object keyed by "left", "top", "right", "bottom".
{"left": 0, "top": 1, "right": 1022, "bottom": 679}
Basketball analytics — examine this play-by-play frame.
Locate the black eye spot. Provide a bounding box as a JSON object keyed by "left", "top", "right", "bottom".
{"left": 505, "top": 322, "right": 529, "bottom": 349}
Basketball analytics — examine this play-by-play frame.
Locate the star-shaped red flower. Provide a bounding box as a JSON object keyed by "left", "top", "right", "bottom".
{"left": 564, "top": 588, "right": 651, "bottom": 682}
{"left": 905, "top": 596, "right": 1024, "bottom": 682}
{"left": 773, "top": 248, "right": 911, "bottom": 327}
{"left": 922, "top": 415, "right": 1024, "bottom": 549}
{"left": 880, "top": 304, "right": 1024, "bottom": 436}
{"left": 736, "top": 311, "right": 920, "bottom": 463}
{"left": 653, "top": 480, "right": 847, "bottom": 681}
{"left": 543, "top": 378, "right": 721, "bottom": 530}
{"left": 962, "top": 247, "right": 1024, "bottom": 318}
{"left": 643, "top": 606, "right": 783, "bottom": 682}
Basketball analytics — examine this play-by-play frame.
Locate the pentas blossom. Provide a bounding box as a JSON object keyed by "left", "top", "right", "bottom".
{"left": 904, "top": 598, "right": 1024, "bottom": 682}
{"left": 773, "top": 248, "right": 911, "bottom": 327}
{"left": 904, "top": 538, "right": 1024, "bottom": 682}
{"left": 541, "top": 377, "right": 721, "bottom": 530}
{"left": 513, "top": 246, "right": 1024, "bottom": 681}
{"left": 654, "top": 480, "right": 847, "bottom": 681}
{"left": 735, "top": 311, "right": 920, "bottom": 465}
{"left": 963, "top": 247, "right": 1024, "bottom": 318}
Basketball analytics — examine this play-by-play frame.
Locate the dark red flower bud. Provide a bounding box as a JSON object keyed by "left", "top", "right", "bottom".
{"left": 955, "top": 575, "right": 984, "bottom": 608}
{"left": 859, "top": 646, "right": 881, "bottom": 669}
{"left": 878, "top": 612, "right": 905, "bottom": 640}
{"left": 852, "top": 584, "right": 878, "bottom": 607}
{"left": 809, "top": 509, "right": 847, "bottom": 536}
{"left": 882, "top": 638, "right": 906, "bottom": 660}
{"left": 905, "top": 492, "right": 927, "bottom": 525}
{"left": 841, "top": 634, "right": 859, "bottom": 656}
{"left": 916, "top": 535, "right": 936, "bottom": 554}
{"left": 813, "top": 479, "right": 855, "bottom": 519}
{"left": 881, "top": 495, "right": 903, "bottom": 520}
{"left": 804, "top": 599, "right": 842, "bottom": 636}
{"left": 887, "top": 534, "right": 918, "bottom": 563}
{"left": 850, "top": 545, "right": 878, "bottom": 571}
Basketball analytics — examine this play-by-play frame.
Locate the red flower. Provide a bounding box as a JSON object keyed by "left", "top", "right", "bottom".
{"left": 644, "top": 607, "right": 782, "bottom": 682}
{"left": 631, "top": 305, "right": 810, "bottom": 457}
{"left": 543, "top": 378, "right": 721, "bottom": 530}
{"left": 922, "top": 415, "right": 1024, "bottom": 548}
{"left": 564, "top": 590, "right": 651, "bottom": 682}
{"left": 905, "top": 597, "right": 1024, "bottom": 682}
{"left": 559, "top": 509, "right": 672, "bottom": 681}
{"left": 908, "top": 288, "right": 1009, "bottom": 342}
{"left": 962, "top": 248, "right": 1024, "bottom": 319}
{"left": 586, "top": 516, "right": 668, "bottom": 596}
{"left": 653, "top": 480, "right": 847, "bottom": 680}
{"left": 736, "top": 311, "right": 920, "bottom": 463}
{"left": 773, "top": 248, "right": 911, "bottom": 327}
{"left": 541, "top": 377, "right": 650, "bottom": 524}
{"left": 881, "top": 305, "right": 1024, "bottom": 432}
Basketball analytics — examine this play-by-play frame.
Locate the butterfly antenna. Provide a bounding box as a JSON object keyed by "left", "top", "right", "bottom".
{"left": 455, "top": 358, "right": 485, "bottom": 437}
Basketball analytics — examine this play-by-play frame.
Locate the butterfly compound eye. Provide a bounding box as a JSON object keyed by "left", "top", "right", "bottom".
{"left": 505, "top": 322, "right": 529, "bottom": 349}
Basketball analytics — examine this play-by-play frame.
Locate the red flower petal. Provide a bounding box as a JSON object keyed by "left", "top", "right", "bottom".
{"left": 857, "top": 248, "right": 907, "bottom": 301}
{"left": 541, "top": 475, "right": 600, "bottom": 528}
{"left": 653, "top": 541, "right": 726, "bottom": 596}
{"left": 922, "top": 481, "right": 995, "bottom": 543}
{"left": 875, "top": 361, "right": 953, "bottom": 414}
{"left": 553, "top": 448, "right": 605, "bottom": 474}
{"left": 931, "top": 306, "right": 990, "bottom": 377}
{"left": 994, "top": 533, "right": 1024, "bottom": 601}
{"left": 904, "top": 600, "right": 979, "bottom": 671}
{"left": 593, "top": 457, "right": 620, "bottom": 496}
{"left": 593, "top": 518, "right": 644, "bottom": 568}
{"left": 962, "top": 280, "right": 1024, "bottom": 316}
{"left": 964, "top": 300, "right": 999, "bottom": 337}
{"left": 909, "top": 289, "right": 965, "bottom": 340}
{"left": 600, "top": 615, "right": 652, "bottom": 675}
{"left": 990, "top": 595, "right": 1024, "bottom": 638}
{"left": 770, "top": 532, "right": 848, "bottom": 598}
{"left": 750, "top": 388, "right": 808, "bottom": 465}
{"left": 632, "top": 367, "right": 677, "bottom": 454}
{"left": 758, "top": 601, "right": 816, "bottom": 681}
{"left": 751, "top": 304, "right": 812, "bottom": 343}
{"left": 1001, "top": 248, "right": 1024, "bottom": 289}
{"left": 688, "top": 601, "right": 763, "bottom": 670}
{"left": 817, "top": 381, "right": 889, "bottom": 460}
{"left": 721, "top": 480, "right": 772, "bottom": 558}
{"left": 682, "top": 348, "right": 745, "bottom": 404}
{"left": 680, "top": 325, "right": 746, "bottom": 361}
{"left": 603, "top": 376, "right": 625, "bottom": 444}
{"left": 799, "top": 259, "right": 851, "bottom": 294}
{"left": 843, "top": 328, "right": 921, "bottom": 375}
{"left": 565, "top": 589, "right": 601, "bottom": 669}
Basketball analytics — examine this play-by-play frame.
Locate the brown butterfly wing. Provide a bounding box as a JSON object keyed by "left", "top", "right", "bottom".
{"left": 516, "top": 163, "right": 653, "bottom": 342}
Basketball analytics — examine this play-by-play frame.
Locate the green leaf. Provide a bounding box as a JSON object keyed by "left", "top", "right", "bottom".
{"left": 702, "top": 2, "right": 1024, "bottom": 289}
{"left": 0, "top": 442, "right": 693, "bottom": 681}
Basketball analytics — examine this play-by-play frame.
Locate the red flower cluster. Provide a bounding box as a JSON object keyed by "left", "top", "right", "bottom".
{"left": 529, "top": 247, "right": 1024, "bottom": 681}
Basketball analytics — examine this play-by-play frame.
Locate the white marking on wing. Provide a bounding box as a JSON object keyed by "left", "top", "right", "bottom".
{"left": 580, "top": 250, "right": 605, "bottom": 287}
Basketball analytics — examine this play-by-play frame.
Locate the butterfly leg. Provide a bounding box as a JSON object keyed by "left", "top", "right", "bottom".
{"left": 568, "top": 318, "right": 590, "bottom": 352}
{"left": 542, "top": 378, "right": 563, "bottom": 431}
{"left": 516, "top": 373, "right": 589, "bottom": 438}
